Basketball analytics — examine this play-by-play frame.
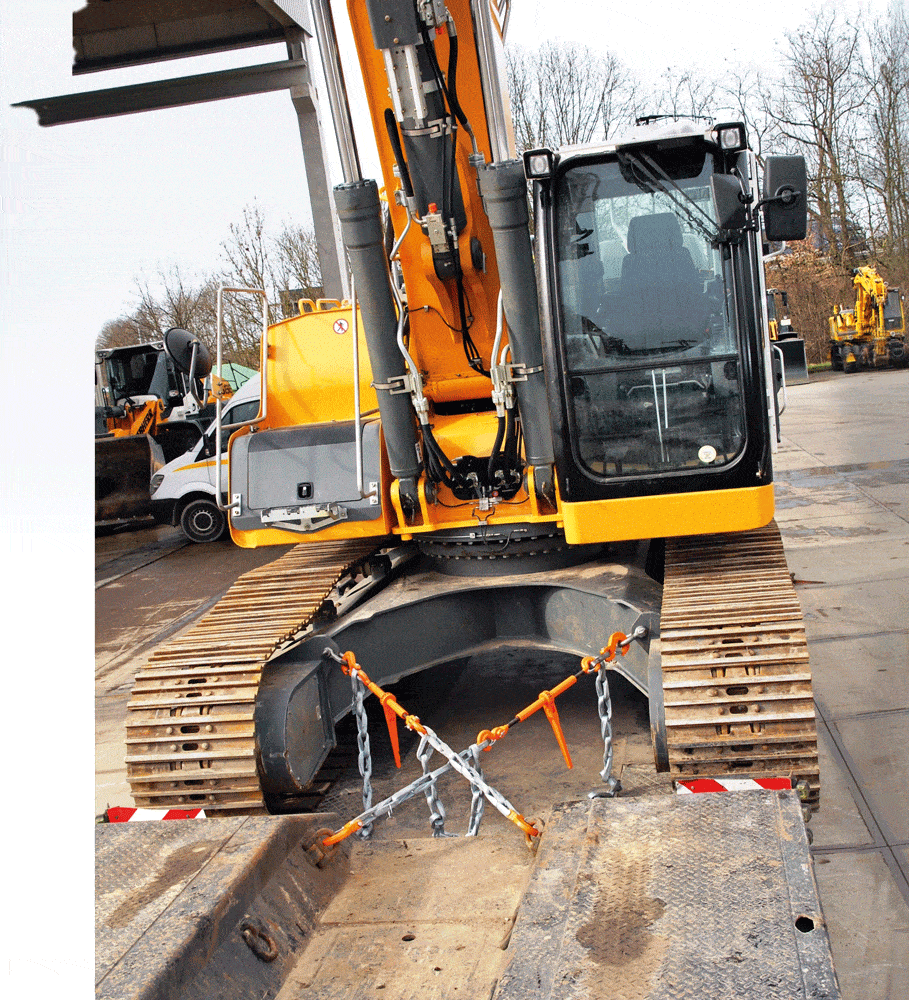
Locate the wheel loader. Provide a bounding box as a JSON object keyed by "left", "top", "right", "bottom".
{"left": 95, "top": 328, "right": 221, "bottom": 523}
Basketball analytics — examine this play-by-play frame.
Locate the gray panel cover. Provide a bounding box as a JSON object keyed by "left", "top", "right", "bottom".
{"left": 242, "top": 420, "right": 380, "bottom": 509}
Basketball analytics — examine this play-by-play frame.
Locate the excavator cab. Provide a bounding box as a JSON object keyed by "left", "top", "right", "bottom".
{"left": 526, "top": 122, "right": 806, "bottom": 542}
{"left": 883, "top": 288, "right": 905, "bottom": 333}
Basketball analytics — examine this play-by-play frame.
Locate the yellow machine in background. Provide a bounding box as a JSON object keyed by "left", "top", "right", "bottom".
{"left": 127, "top": 0, "right": 821, "bottom": 817}
{"left": 95, "top": 330, "right": 218, "bottom": 522}
{"left": 829, "top": 265, "right": 907, "bottom": 372}
{"left": 767, "top": 288, "right": 794, "bottom": 341}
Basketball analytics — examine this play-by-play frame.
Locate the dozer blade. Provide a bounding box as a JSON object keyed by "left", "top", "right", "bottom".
{"left": 96, "top": 434, "right": 163, "bottom": 523}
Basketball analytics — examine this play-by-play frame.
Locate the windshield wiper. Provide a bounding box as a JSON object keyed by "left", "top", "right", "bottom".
{"left": 617, "top": 150, "right": 721, "bottom": 244}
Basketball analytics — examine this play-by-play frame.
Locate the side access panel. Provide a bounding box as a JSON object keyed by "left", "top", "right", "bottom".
{"left": 495, "top": 789, "right": 839, "bottom": 999}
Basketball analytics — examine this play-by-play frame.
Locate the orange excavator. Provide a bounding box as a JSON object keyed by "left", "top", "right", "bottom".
{"left": 124, "top": 1, "right": 819, "bottom": 820}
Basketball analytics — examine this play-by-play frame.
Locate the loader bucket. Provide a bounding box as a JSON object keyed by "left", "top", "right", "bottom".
{"left": 95, "top": 434, "right": 165, "bottom": 523}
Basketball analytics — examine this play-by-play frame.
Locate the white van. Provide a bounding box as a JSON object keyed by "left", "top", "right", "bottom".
{"left": 150, "top": 376, "right": 260, "bottom": 542}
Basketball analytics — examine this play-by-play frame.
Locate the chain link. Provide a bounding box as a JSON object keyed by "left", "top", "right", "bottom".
{"left": 417, "top": 725, "right": 527, "bottom": 828}
{"left": 466, "top": 744, "right": 486, "bottom": 836}
{"left": 418, "top": 735, "right": 457, "bottom": 837}
{"left": 323, "top": 631, "right": 648, "bottom": 844}
{"left": 352, "top": 671, "right": 374, "bottom": 838}
{"left": 594, "top": 668, "right": 620, "bottom": 795}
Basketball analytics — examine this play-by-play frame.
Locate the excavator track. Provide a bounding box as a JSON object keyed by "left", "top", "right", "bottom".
{"left": 125, "top": 539, "right": 381, "bottom": 814}
{"left": 659, "top": 520, "right": 820, "bottom": 803}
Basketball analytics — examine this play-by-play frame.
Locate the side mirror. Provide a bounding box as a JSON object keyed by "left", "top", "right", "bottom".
{"left": 163, "top": 327, "right": 213, "bottom": 379}
{"left": 762, "top": 156, "right": 807, "bottom": 242}
{"left": 710, "top": 174, "right": 749, "bottom": 232}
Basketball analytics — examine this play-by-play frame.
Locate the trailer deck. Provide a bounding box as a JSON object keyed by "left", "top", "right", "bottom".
{"left": 96, "top": 790, "right": 837, "bottom": 999}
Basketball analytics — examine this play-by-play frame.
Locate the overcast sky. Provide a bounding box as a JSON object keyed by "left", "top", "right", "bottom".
{"left": 0, "top": 0, "right": 886, "bottom": 988}
{"left": 2, "top": 0, "right": 886, "bottom": 350}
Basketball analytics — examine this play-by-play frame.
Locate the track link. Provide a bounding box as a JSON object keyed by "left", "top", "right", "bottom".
{"left": 125, "top": 539, "right": 381, "bottom": 814}
{"left": 660, "top": 521, "right": 820, "bottom": 803}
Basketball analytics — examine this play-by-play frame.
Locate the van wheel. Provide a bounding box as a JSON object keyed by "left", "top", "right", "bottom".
{"left": 180, "top": 498, "right": 226, "bottom": 543}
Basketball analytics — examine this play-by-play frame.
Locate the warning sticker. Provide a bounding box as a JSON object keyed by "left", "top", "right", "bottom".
{"left": 333, "top": 319, "right": 349, "bottom": 334}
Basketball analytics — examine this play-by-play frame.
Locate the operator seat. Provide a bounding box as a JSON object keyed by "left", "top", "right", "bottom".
{"left": 615, "top": 212, "right": 708, "bottom": 353}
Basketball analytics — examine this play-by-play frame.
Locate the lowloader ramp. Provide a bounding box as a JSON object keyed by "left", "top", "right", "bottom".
{"left": 96, "top": 791, "right": 838, "bottom": 999}
{"left": 95, "top": 814, "right": 349, "bottom": 1000}
{"left": 496, "top": 789, "right": 838, "bottom": 1000}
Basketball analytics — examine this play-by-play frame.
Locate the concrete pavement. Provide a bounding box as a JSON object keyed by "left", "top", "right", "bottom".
{"left": 775, "top": 367, "right": 909, "bottom": 999}
{"left": 93, "top": 367, "right": 908, "bottom": 996}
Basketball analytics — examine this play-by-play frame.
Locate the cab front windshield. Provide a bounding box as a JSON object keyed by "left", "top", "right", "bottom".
{"left": 556, "top": 148, "right": 746, "bottom": 479}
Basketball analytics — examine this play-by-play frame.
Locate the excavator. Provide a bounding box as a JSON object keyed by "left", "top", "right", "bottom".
{"left": 125, "top": 0, "right": 818, "bottom": 817}
{"left": 103, "top": 4, "right": 843, "bottom": 995}
{"left": 829, "top": 264, "right": 907, "bottom": 372}
{"left": 767, "top": 285, "right": 809, "bottom": 382}
{"left": 767, "top": 287, "right": 794, "bottom": 341}
{"left": 95, "top": 329, "right": 223, "bottom": 522}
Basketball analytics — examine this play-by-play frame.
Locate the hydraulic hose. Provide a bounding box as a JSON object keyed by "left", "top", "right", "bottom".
{"left": 384, "top": 109, "right": 415, "bottom": 201}
{"left": 487, "top": 414, "right": 506, "bottom": 483}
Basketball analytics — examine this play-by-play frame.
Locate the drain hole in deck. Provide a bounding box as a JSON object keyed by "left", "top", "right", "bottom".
{"left": 795, "top": 916, "right": 815, "bottom": 933}
{"left": 401, "top": 933, "right": 416, "bottom": 942}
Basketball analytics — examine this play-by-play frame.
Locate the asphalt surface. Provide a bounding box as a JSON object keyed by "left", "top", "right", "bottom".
{"left": 94, "top": 366, "right": 909, "bottom": 998}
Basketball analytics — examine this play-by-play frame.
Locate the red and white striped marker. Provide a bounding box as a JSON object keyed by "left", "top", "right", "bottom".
{"left": 106, "top": 806, "right": 206, "bottom": 822}
{"left": 675, "top": 777, "right": 792, "bottom": 794}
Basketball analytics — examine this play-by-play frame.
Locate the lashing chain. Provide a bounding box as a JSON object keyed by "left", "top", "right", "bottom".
{"left": 322, "top": 627, "right": 647, "bottom": 847}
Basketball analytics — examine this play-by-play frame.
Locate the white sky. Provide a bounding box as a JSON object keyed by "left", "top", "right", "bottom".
{"left": 1, "top": 0, "right": 887, "bottom": 350}
{"left": 0, "top": 0, "right": 889, "bottom": 991}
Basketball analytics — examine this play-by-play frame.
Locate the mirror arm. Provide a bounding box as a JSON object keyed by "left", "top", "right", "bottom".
{"left": 754, "top": 188, "right": 803, "bottom": 213}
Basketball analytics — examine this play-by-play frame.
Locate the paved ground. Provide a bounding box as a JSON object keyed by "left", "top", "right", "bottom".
{"left": 94, "top": 367, "right": 909, "bottom": 997}
{"left": 95, "top": 522, "right": 286, "bottom": 815}
{"left": 772, "top": 367, "right": 909, "bottom": 999}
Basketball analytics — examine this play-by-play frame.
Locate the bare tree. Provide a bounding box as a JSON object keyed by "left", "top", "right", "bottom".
{"left": 272, "top": 222, "right": 323, "bottom": 305}
{"left": 217, "top": 203, "right": 324, "bottom": 367}
{"left": 96, "top": 266, "right": 220, "bottom": 354}
{"left": 506, "top": 40, "right": 637, "bottom": 150}
{"left": 96, "top": 316, "right": 143, "bottom": 350}
{"left": 716, "top": 66, "right": 782, "bottom": 165}
{"left": 133, "top": 268, "right": 219, "bottom": 343}
{"left": 97, "top": 205, "right": 325, "bottom": 367}
{"left": 767, "top": 10, "right": 868, "bottom": 266}
{"left": 643, "top": 68, "right": 719, "bottom": 123}
{"left": 856, "top": 0, "right": 909, "bottom": 279}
